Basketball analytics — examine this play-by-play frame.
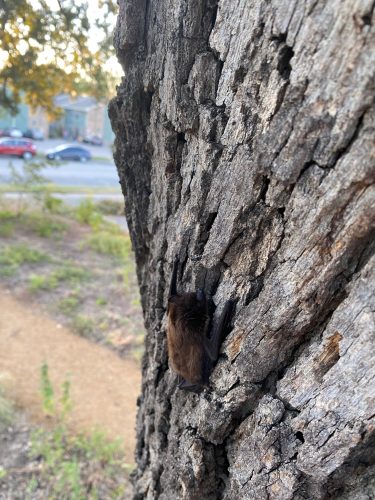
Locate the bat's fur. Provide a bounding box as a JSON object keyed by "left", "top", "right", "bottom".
{"left": 167, "top": 292, "right": 210, "bottom": 384}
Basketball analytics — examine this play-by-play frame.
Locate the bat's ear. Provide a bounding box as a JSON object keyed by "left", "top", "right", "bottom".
{"left": 168, "top": 295, "right": 178, "bottom": 303}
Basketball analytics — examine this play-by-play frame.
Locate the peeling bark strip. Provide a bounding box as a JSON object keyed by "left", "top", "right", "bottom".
{"left": 109, "top": 0, "right": 375, "bottom": 498}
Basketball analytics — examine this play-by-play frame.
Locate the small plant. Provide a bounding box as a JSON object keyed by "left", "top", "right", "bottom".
{"left": 35, "top": 217, "right": 67, "bottom": 238}
{"left": 2, "top": 159, "right": 50, "bottom": 215}
{"left": 0, "top": 221, "right": 14, "bottom": 237}
{"left": 29, "top": 274, "right": 57, "bottom": 292}
{"left": 58, "top": 295, "right": 81, "bottom": 316}
{"left": 29, "top": 265, "right": 91, "bottom": 293}
{"left": 43, "top": 193, "right": 64, "bottom": 214}
{"left": 72, "top": 315, "right": 94, "bottom": 337}
{"left": 85, "top": 231, "right": 131, "bottom": 258}
{"left": 0, "top": 244, "right": 49, "bottom": 278}
{"left": 95, "top": 199, "right": 124, "bottom": 216}
{"left": 0, "top": 388, "right": 14, "bottom": 429}
{"left": 0, "top": 244, "right": 49, "bottom": 266}
{"left": 53, "top": 265, "right": 91, "bottom": 285}
{"left": 96, "top": 296, "right": 107, "bottom": 306}
{"left": 75, "top": 199, "right": 103, "bottom": 230}
{"left": 28, "top": 365, "right": 128, "bottom": 498}
{"left": 40, "top": 362, "right": 55, "bottom": 416}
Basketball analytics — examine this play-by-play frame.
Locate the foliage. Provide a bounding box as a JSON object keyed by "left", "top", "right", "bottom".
{"left": 30, "top": 363, "right": 127, "bottom": 499}
{"left": 0, "top": 0, "right": 119, "bottom": 115}
{"left": 58, "top": 294, "right": 81, "bottom": 316}
{"left": 96, "top": 296, "right": 107, "bottom": 306}
{"left": 71, "top": 314, "right": 94, "bottom": 337}
{"left": 75, "top": 198, "right": 103, "bottom": 229}
{"left": 0, "top": 388, "right": 14, "bottom": 429}
{"left": 86, "top": 231, "right": 131, "bottom": 258}
{"left": 34, "top": 217, "right": 67, "bottom": 238}
{"left": 2, "top": 159, "right": 50, "bottom": 214}
{"left": 0, "top": 221, "right": 13, "bottom": 237}
{"left": 43, "top": 194, "right": 64, "bottom": 214}
{"left": 0, "top": 244, "right": 49, "bottom": 277}
{"left": 94, "top": 199, "right": 124, "bottom": 216}
{"left": 40, "top": 362, "right": 56, "bottom": 416}
{"left": 29, "top": 265, "right": 91, "bottom": 292}
{"left": 40, "top": 362, "right": 72, "bottom": 420}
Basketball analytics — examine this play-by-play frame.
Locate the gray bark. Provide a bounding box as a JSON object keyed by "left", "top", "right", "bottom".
{"left": 109, "top": 0, "right": 375, "bottom": 498}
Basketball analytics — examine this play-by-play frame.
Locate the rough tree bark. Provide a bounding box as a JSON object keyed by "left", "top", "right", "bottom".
{"left": 109, "top": 0, "right": 375, "bottom": 498}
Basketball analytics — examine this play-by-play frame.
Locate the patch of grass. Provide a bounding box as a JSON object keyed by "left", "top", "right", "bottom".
{"left": 0, "top": 266, "right": 16, "bottom": 278}
{"left": 17, "top": 212, "right": 67, "bottom": 238}
{"left": 53, "top": 266, "right": 91, "bottom": 284}
{"left": 86, "top": 231, "right": 131, "bottom": 259}
{"left": 35, "top": 217, "right": 67, "bottom": 238}
{"left": 0, "top": 389, "right": 14, "bottom": 429}
{"left": 29, "top": 274, "right": 55, "bottom": 292}
{"left": 29, "top": 427, "right": 127, "bottom": 499}
{"left": 71, "top": 315, "right": 94, "bottom": 337}
{"left": 43, "top": 194, "right": 64, "bottom": 214}
{"left": 58, "top": 295, "right": 81, "bottom": 316}
{"left": 95, "top": 199, "right": 124, "bottom": 216}
{"left": 0, "top": 210, "right": 15, "bottom": 220}
{"left": 29, "top": 266, "right": 91, "bottom": 293}
{"left": 75, "top": 199, "right": 103, "bottom": 230}
{"left": 92, "top": 156, "right": 113, "bottom": 162}
{"left": 0, "top": 244, "right": 49, "bottom": 278}
{"left": 96, "top": 296, "right": 107, "bottom": 306}
{"left": 28, "top": 365, "right": 127, "bottom": 498}
{"left": 0, "top": 221, "right": 14, "bottom": 237}
{"left": 0, "top": 244, "right": 49, "bottom": 266}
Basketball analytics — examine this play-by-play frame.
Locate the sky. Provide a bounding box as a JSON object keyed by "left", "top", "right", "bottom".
{"left": 28, "top": 0, "right": 122, "bottom": 75}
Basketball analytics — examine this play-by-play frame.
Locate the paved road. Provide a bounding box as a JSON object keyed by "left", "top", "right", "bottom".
{"left": 36, "top": 138, "right": 113, "bottom": 161}
{"left": 0, "top": 156, "right": 120, "bottom": 188}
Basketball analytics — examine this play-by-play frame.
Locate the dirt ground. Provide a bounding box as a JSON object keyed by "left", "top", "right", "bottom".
{"left": 0, "top": 288, "right": 141, "bottom": 463}
{"left": 0, "top": 202, "right": 145, "bottom": 361}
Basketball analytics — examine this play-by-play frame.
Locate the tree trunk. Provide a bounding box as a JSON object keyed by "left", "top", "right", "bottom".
{"left": 109, "top": 0, "right": 375, "bottom": 498}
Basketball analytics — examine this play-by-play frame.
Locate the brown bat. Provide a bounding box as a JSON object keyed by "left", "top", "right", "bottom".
{"left": 167, "top": 257, "right": 234, "bottom": 392}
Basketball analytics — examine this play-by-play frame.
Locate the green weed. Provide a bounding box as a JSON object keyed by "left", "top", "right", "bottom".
{"left": 0, "top": 210, "right": 15, "bottom": 220}
{"left": 28, "top": 365, "right": 127, "bottom": 499}
{"left": 85, "top": 231, "right": 131, "bottom": 259}
{"left": 0, "top": 265, "right": 16, "bottom": 278}
{"left": 0, "top": 221, "right": 14, "bottom": 237}
{"left": 43, "top": 194, "right": 64, "bottom": 214}
{"left": 29, "top": 266, "right": 91, "bottom": 293}
{"left": 35, "top": 217, "right": 67, "bottom": 238}
{"left": 40, "top": 362, "right": 55, "bottom": 416}
{"left": 96, "top": 296, "right": 107, "bottom": 306}
{"left": 0, "top": 244, "right": 49, "bottom": 266}
{"left": 4, "top": 160, "right": 50, "bottom": 215}
{"left": 75, "top": 199, "right": 103, "bottom": 230}
{"left": 53, "top": 266, "right": 91, "bottom": 284}
{"left": 59, "top": 295, "right": 81, "bottom": 316}
{"left": 28, "top": 274, "right": 58, "bottom": 293}
{"left": 95, "top": 199, "right": 124, "bottom": 216}
{"left": 0, "top": 389, "right": 14, "bottom": 429}
{"left": 72, "top": 315, "right": 94, "bottom": 337}
{"left": 0, "top": 244, "right": 49, "bottom": 278}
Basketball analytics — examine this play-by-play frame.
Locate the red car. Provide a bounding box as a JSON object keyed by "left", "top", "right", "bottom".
{"left": 0, "top": 137, "right": 37, "bottom": 159}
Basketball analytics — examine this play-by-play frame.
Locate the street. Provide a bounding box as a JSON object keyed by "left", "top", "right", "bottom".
{"left": 0, "top": 138, "right": 120, "bottom": 188}
{"left": 0, "top": 157, "right": 120, "bottom": 188}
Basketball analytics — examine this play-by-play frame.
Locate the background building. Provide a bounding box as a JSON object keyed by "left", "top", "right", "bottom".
{"left": 0, "top": 94, "right": 114, "bottom": 144}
